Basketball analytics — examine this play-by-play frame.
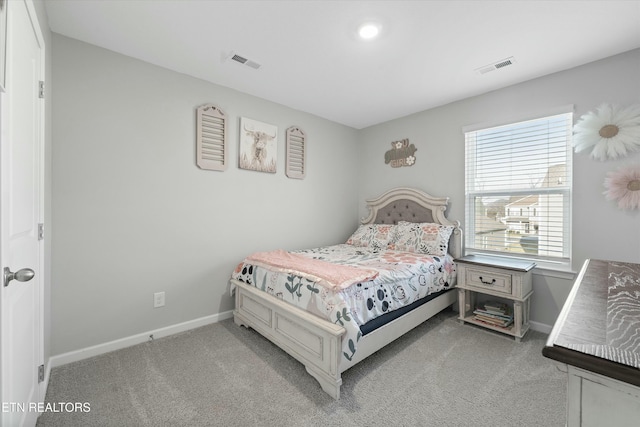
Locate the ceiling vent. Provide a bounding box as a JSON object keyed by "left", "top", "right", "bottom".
{"left": 475, "top": 56, "right": 516, "bottom": 75}
{"left": 228, "top": 52, "right": 261, "bottom": 70}
{"left": 231, "top": 54, "right": 247, "bottom": 64}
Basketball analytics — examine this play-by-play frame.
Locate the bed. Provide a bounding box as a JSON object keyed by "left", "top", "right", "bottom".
{"left": 230, "top": 187, "right": 462, "bottom": 399}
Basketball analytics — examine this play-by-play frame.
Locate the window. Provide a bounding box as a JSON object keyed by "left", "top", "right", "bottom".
{"left": 464, "top": 109, "right": 573, "bottom": 268}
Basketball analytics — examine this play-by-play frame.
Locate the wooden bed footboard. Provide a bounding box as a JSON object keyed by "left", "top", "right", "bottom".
{"left": 233, "top": 278, "right": 457, "bottom": 399}
{"left": 232, "top": 279, "right": 346, "bottom": 398}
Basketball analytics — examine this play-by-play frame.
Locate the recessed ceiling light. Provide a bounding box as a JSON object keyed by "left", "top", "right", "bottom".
{"left": 358, "top": 23, "right": 380, "bottom": 40}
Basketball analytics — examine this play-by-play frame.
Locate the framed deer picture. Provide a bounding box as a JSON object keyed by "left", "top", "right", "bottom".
{"left": 239, "top": 117, "right": 278, "bottom": 173}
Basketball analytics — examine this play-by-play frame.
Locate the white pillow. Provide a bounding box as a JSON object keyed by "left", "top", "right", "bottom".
{"left": 346, "top": 224, "right": 394, "bottom": 252}
{"left": 387, "top": 221, "right": 454, "bottom": 256}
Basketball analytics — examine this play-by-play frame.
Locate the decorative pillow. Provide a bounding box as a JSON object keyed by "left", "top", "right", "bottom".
{"left": 346, "top": 224, "right": 393, "bottom": 252}
{"left": 387, "top": 221, "right": 454, "bottom": 256}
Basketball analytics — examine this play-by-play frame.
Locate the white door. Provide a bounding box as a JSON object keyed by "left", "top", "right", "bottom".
{"left": 0, "top": 0, "right": 45, "bottom": 426}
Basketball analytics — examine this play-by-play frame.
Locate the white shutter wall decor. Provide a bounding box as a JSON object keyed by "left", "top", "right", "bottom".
{"left": 196, "top": 104, "right": 228, "bottom": 171}
{"left": 286, "top": 126, "right": 306, "bottom": 179}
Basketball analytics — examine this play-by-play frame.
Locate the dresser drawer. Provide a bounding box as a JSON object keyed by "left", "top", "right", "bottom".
{"left": 465, "top": 268, "right": 512, "bottom": 294}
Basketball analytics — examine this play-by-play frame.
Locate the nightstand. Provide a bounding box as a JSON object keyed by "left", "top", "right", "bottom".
{"left": 456, "top": 254, "right": 535, "bottom": 342}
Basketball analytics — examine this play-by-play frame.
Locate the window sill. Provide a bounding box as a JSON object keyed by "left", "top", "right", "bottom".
{"left": 532, "top": 265, "right": 577, "bottom": 280}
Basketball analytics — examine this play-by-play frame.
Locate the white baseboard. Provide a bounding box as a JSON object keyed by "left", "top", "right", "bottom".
{"left": 49, "top": 310, "right": 234, "bottom": 368}
{"left": 47, "top": 310, "right": 552, "bottom": 370}
{"left": 529, "top": 320, "right": 552, "bottom": 335}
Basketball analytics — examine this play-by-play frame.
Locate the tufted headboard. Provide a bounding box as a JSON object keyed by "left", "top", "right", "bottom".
{"left": 361, "top": 187, "right": 463, "bottom": 258}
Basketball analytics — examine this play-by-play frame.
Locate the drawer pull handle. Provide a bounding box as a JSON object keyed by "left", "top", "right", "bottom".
{"left": 479, "top": 276, "right": 496, "bottom": 285}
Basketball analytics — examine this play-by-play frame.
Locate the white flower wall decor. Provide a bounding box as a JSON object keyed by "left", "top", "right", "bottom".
{"left": 573, "top": 103, "right": 640, "bottom": 161}
{"left": 603, "top": 164, "right": 640, "bottom": 210}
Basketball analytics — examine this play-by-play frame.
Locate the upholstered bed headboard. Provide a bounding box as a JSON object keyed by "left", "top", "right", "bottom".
{"left": 361, "top": 187, "right": 463, "bottom": 259}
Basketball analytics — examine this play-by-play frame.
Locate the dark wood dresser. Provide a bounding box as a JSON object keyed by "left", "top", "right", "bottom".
{"left": 543, "top": 259, "right": 640, "bottom": 426}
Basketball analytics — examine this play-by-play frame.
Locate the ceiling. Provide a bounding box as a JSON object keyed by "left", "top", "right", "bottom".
{"left": 44, "top": 1, "right": 640, "bottom": 129}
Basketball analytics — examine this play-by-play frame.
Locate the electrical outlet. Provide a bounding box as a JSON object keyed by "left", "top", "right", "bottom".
{"left": 153, "top": 291, "right": 165, "bottom": 308}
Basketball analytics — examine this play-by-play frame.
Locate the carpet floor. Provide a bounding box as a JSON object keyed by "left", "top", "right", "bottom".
{"left": 37, "top": 309, "right": 566, "bottom": 426}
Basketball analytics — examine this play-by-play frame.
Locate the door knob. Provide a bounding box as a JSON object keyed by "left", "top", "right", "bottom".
{"left": 3, "top": 267, "right": 35, "bottom": 287}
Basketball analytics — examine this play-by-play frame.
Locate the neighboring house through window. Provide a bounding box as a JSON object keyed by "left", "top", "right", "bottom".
{"left": 464, "top": 107, "right": 573, "bottom": 270}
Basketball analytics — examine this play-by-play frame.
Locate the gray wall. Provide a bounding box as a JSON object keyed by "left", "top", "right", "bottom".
{"left": 358, "top": 48, "right": 640, "bottom": 327}
{"left": 51, "top": 32, "right": 639, "bottom": 356}
{"left": 51, "top": 35, "right": 360, "bottom": 355}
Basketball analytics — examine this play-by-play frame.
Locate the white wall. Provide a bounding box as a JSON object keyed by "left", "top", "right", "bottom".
{"left": 51, "top": 35, "right": 360, "bottom": 355}
{"left": 358, "top": 49, "right": 640, "bottom": 327}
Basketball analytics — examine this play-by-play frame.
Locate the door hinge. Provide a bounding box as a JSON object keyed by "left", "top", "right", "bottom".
{"left": 39, "top": 81, "right": 45, "bottom": 99}
{"left": 38, "top": 223, "right": 44, "bottom": 241}
{"left": 38, "top": 364, "right": 45, "bottom": 383}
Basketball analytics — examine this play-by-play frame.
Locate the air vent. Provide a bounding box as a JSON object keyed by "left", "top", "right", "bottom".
{"left": 228, "top": 52, "right": 261, "bottom": 70}
{"left": 494, "top": 59, "right": 513, "bottom": 69}
{"left": 231, "top": 54, "right": 247, "bottom": 64}
{"left": 475, "top": 56, "right": 516, "bottom": 75}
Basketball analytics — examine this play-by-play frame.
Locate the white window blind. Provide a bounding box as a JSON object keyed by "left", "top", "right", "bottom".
{"left": 464, "top": 111, "right": 573, "bottom": 265}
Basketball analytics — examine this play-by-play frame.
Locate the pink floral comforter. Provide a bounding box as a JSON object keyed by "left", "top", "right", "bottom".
{"left": 246, "top": 249, "right": 379, "bottom": 290}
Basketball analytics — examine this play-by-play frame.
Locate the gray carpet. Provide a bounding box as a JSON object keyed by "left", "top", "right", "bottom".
{"left": 37, "top": 309, "right": 566, "bottom": 426}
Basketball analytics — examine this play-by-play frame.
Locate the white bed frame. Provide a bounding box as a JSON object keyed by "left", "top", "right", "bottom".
{"left": 232, "top": 187, "right": 462, "bottom": 399}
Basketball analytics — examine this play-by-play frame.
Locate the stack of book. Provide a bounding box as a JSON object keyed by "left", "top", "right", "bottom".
{"left": 473, "top": 301, "right": 513, "bottom": 328}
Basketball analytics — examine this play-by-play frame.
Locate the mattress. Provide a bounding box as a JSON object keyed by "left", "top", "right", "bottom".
{"left": 231, "top": 244, "right": 457, "bottom": 364}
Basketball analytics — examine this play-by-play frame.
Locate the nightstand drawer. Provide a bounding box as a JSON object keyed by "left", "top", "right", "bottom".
{"left": 466, "top": 269, "right": 512, "bottom": 294}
